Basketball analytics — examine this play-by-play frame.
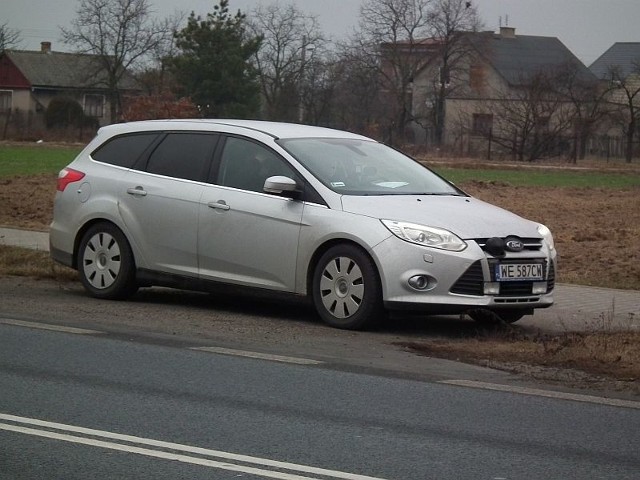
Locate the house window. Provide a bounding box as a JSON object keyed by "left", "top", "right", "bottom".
{"left": 472, "top": 113, "right": 493, "bottom": 136}
{"left": 84, "top": 94, "right": 104, "bottom": 118}
{"left": 0, "top": 90, "right": 12, "bottom": 112}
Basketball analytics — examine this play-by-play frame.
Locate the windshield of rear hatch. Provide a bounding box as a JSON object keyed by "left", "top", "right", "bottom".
{"left": 277, "top": 137, "right": 461, "bottom": 196}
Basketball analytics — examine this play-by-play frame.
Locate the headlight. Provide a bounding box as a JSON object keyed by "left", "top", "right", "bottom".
{"left": 381, "top": 220, "right": 467, "bottom": 251}
{"left": 537, "top": 224, "right": 555, "bottom": 251}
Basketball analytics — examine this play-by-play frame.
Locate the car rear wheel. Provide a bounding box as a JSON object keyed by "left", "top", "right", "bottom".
{"left": 312, "top": 244, "right": 384, "bottom": 330}
{"left": 78, "top": 223, "right": 137, "bottom": 299}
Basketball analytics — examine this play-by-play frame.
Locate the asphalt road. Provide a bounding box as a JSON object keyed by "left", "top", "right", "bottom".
{"left": 1, "top": 322, "right": 639, "bottom": 480}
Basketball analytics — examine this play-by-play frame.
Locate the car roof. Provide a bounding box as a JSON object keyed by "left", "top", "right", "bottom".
{"left": 97, "top": 119, "right": 374, "bottom": 141}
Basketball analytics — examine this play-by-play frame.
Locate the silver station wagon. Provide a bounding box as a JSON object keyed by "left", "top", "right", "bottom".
{"left": 50, "top": 120, "right": 556, "bottom": 329}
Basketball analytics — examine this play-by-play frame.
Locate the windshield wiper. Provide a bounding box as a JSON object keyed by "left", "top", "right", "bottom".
{"left": 415, "top": 192, "right": 464, "bottom": 196}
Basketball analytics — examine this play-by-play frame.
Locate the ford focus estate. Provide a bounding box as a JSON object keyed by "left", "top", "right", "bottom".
{"left": 50, "top": 120, "right": 556, "bottom": 329}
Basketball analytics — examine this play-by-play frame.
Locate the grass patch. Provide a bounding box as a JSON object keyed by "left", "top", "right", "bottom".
{"left": 0, "top": 245, "right": 77, "bottom": 281}
{"left": 2, "top": 143, "right": 639, "bottom": 188}
{"left": 0, "top": 145, "right": 82, "bottom": 177}
{"left": 434, "top": 167, "right": 640, "bottom": 188}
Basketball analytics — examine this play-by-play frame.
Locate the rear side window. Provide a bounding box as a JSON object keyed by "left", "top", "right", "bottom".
{"left": 145, "top": 133, "right": 218, "bottom": 182}
{"left": 91, "top": 133, "right": 159, "bottom": 168}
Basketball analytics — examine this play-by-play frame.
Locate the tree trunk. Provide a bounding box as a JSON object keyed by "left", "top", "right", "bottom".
{"left": 109, "top": 91, "right": 118, "bottom": 124}
{"left": 626, "top": 118, "right": 635, "bottom": 163}
{"left": 434, "top": 86, "right": 446, "bottom": 146}
{"left": 579, "top": 130, "right": 588, "bottom": 160}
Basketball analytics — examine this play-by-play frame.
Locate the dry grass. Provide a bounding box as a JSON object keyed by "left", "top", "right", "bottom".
{"left": 0, "top": 245, "right": 77, "bottom": 281}
{"left": 398, "top": 326, "right": 639, "bottom": 383}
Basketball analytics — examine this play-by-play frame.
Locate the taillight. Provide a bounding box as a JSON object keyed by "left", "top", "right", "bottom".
{"left": 57, "top": 168, "right": 85, "bottom": 191}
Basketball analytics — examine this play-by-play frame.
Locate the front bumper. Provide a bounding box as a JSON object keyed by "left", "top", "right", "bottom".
{"left": 372, "top": 236, "right": 555, "bottom": 313}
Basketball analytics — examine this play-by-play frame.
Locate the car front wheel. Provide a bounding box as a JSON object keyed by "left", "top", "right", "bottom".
{"left": 77, "top": 222, "right": 137, "bottom": 299}
{"left": 312, "top": 244, "right": 384, "bottom": 330}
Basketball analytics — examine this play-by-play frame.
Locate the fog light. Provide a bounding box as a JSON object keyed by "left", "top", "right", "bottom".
{"left": 408, "top": 275, "right": 431, "bottom": 291}
{"left": 532, "top": 282, "right": 548, "bottom": 294}
{"left": 484, "top": 282, "right": 500, "bottom": 295}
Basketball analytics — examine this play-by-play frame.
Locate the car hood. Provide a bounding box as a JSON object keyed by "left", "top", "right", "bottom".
{"left": 340, "top": 195, "right": 541, "bottom": 239}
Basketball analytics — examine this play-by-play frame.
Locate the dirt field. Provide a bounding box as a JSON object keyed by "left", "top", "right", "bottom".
{"left": 1, "top": 169, "right": 639, "bottom": 290}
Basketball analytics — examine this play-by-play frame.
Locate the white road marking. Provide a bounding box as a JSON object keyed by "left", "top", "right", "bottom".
{"left": 439, "top": 379, "right": 640, "bottom": 410}
{"left": 0, "top": 318, "right": 102, "bottom": 335}
{"left": 191, "top": 346, "right": 324, "bottom": 365}
{"left": 0, "top": 413, "right": 384, "bottom": 480}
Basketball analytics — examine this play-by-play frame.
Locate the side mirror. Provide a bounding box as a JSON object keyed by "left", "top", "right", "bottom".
{"left": 263, "top": 175, "right": 298, "bottom": 195}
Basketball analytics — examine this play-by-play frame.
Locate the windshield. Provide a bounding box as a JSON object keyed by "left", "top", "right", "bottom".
{"left": 278, "top": 138, "right": 461, "bottom": 196}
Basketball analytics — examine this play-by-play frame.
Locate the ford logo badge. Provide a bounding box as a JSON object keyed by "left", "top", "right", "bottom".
{"left": 505, "top": 237, "right": 524, "bottom": 252}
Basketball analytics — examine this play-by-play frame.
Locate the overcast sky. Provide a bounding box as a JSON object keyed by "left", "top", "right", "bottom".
{"left": 2, "top": 0, "right": 638, "bottom": 66}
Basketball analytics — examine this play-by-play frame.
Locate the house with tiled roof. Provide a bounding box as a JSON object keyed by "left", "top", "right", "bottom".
{"left": 405, "top": 27, "right": 595, "bottom": 159}
{"left": 590, "top": 42, "right": 640, "bottom": 80}
{"left": 588, "top": 42, "right": 640, "bottom": 161}
{"left": 0, "top": 41, "right": 139, "bottom": 133}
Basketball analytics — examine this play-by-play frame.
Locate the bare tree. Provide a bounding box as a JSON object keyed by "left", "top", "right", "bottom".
{"left": 136, "top": 10, "right": 186, "bottom": 95}
{"left": 426, "top": 0, "right": 482, "bottom": 145}
{"left": 329, "top": 42, "right": 388, "bottom": 139}
{"left": 555, "top": 61, "right": 612, "bottom": 163}
{"left": 607, "top": 62, "right": 640, "bottom": 162}
{"left": 248, "top": 2, "right": 324, "bottom": 122}
{"left": 350, "top": 0, "right": 433, "bottom": 143}
{"left": 62, "top": 0, "right": 175, "bottom": 123}
{"left": 0, "top": 22, "right": 21, "bottom": 51}
{"left": 486, "top": 70, "right": 574, "bottom": 162}
{"left": 349, "top": 0, "right": 481, "bottom": 145}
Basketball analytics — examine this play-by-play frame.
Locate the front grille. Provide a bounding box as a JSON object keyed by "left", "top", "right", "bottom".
{"left": 450, "top": 261, "right": 484, "bottom": 296}
{"left": 475, "top": 237, "right": 543, "bottom": 253}
{"left": 450, "top": 258, "right": 554, "bottom": 298}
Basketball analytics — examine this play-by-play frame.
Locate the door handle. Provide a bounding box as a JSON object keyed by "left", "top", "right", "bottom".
{"left": 127, "top": 187, "right": 147, "bottom": 197}
{"left": 208, "top": 201, "right": 230, "bottom": 211}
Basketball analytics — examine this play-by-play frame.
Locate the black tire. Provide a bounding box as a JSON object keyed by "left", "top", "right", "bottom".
{"left": 312, "top": 244, "right": 384, "bottom": 330}
{"left": 468, "top": 308, "right": 525, "bottom": 325}
{"left": 77, "top": 222, "right": 138, "bottom": 300}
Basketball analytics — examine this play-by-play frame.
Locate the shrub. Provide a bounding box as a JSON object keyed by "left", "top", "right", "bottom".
{"left": 45, "top": 97, "right": 95, "bottom": 129}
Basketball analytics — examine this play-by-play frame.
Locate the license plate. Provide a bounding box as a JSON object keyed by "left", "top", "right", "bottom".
{"left": 495, "top": 263, "right": 544, "bottom": 281}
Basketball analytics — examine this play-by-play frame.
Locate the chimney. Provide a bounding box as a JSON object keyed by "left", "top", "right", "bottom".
{"left": 500, "top": 27, "right": 516, "bottom": 38}
{"left": 41, "top": 42, "right": 52, "bottom": 53}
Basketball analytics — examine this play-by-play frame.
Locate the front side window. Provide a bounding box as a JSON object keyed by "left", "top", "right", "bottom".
{"left": 146, "top": 133, "right": 218, "bottom": 181}
{"left": 218, "top": 137, "right": 298, "bottom": 193}
{"left": 0, "top": 90, "right": 12, "bottom": 112}
{"left": 84, "top": 94, "right": 104, "bottom": 117}
{"left": 278, "top": 138, "right": 460, "bottom": 196}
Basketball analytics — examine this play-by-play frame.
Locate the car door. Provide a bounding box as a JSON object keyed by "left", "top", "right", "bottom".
{"left": 198, "top": 136, "right": 304, "bottom": 292}
{"left": 118, "top": 132, "right": 218, "bottom": 277}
